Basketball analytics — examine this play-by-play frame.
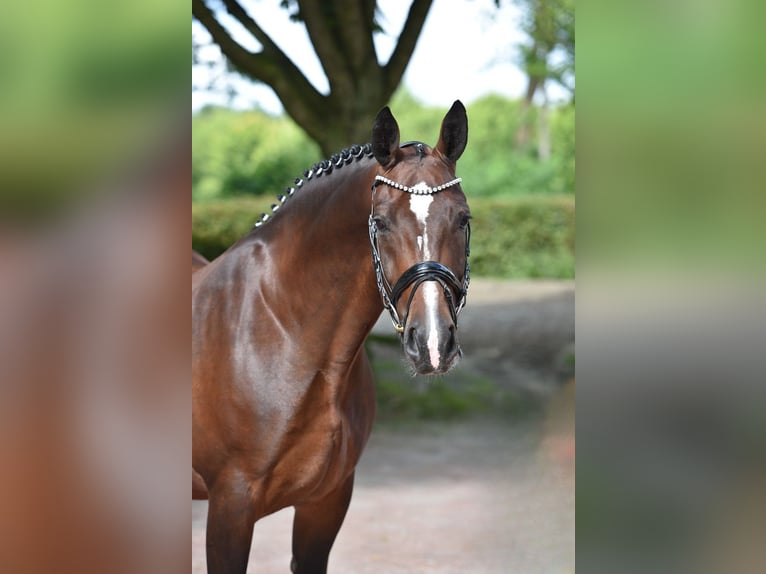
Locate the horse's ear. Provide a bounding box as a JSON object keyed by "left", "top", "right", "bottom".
{"left": 435, "top": 100, "right": 468, "bottom": 164}
{"left": 371, "top": 106, "right": 400, "bottom": 167}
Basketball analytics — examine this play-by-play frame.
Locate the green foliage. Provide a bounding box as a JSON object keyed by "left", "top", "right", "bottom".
{"left": 375, "top": 366, "right": 493, "bottom": 420}
{"left": 365, "top": 341, "right": 537, "bottom": 422}
{"left": 192, "top": 92, "right": 575, "bottom": 201}
{"left": 387, "top": 90, "right": 451, "bottom": 143}
{"left": 387, "top": 91, "right": 576, "bottom": 198}
{"left": 372, "top": 361, "right": 530, "bottom": 421}
{"left": 192, "top": 196, "right": 273, "bottom": 259}
{"left": 466, "top": 96, "right": 537, "bottom": 196}
{"left": 192, "top": 195, "right": 575, "bottom": 279}
{"left": 550, "top": 103, "right": 576, "bottom": 193}
{"left": 192, "top": 92, "right": 575, "bottom": 279}
{"left": 1, "top": 0, "right": 188, "bottom": 214}
{"left": 192, "top": 106, "right": 320, "bottom": 200}
{"left": 469, "top": 195, "right": 575, "bottom": 278}
{"left": 515, "top": 0, "right": 575, "bottom": 95}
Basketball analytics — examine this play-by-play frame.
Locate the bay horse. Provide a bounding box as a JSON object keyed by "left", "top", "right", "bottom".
{"left": 192, "top": 101, "right": 470, "bottom": 573}
{"left": 192, "top": 249, "right": 209, "bottom": 272}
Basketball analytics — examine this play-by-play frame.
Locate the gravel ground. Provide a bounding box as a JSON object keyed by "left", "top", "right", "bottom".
{"left": 192, "top": 414, "right": 574, "bottom": 574}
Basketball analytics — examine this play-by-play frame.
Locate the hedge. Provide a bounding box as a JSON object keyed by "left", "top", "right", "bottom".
{"left": 468, "top": 196, "right": 575, "bottom": 278}
{"left": 192, "top": 195, "right": 574, "bottom": 279}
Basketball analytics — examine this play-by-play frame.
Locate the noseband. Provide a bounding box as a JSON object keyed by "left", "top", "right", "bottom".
{"left": 369, "top": 174, "right": 471, "bottom": 335}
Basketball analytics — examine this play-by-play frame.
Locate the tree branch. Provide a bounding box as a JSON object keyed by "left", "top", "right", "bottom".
{"left": 295, "top": 0, "right": 354, "bottom": 98}
{"left": 193, "top": 0, "right": 328, "bottom": 141}
{"left": 383, "top": 0, "right": 433, "bottom": 93}
{"left": 218, "top": 0, "right": 324, "bottom": 104}
{"left": 220, "top": 0, "right": 286, "bottom": 62}
{"left": 193, "top": 0, "right": 440, "bottom": 155}
{"left": 193, "top": 0, "right": 268, "bottom": 83}
{"left": 331, "top": 0, "right": 378, "bottom": 74}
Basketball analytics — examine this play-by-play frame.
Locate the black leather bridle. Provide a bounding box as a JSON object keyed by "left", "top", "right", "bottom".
{"left": 368, "top": 174, "right": 470, "bottom": 336}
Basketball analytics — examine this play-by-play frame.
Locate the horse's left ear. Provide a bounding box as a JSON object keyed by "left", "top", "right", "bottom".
{"left": 435, "top": 100, "right": 468, "bottom": 164}
{"left": 371, "top": 106, "right": 401, "bottom": 167}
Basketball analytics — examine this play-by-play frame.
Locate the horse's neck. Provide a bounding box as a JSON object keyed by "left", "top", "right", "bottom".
{"left": 241, "top": 162, "right": 382, "bottom": 368}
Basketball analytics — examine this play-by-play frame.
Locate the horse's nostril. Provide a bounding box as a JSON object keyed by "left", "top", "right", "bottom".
{"left": 445, "top": 324, "right": 458, "bottom": 355}
{"left": 405, "top": 327, "right": 419, "bottom": 356}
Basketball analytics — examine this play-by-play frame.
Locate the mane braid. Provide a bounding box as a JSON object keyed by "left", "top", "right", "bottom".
{"left": 253, "top": 143, "right": 374, "bottom": 228}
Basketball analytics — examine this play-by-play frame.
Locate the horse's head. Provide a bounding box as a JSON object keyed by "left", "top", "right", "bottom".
{"left": 369, "top": 101, "right": 470, "bottom": 375}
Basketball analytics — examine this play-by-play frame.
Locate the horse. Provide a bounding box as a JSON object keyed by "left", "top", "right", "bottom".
{"left": 192, "top": 249, "right": 209, "bottom": 272}
{"left": 192, "top": 101, "right": 470, "bottom": 573}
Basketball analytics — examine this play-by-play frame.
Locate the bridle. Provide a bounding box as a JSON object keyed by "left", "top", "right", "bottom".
{"left": 368, "top": 173, "right": 471, "bottom": 336}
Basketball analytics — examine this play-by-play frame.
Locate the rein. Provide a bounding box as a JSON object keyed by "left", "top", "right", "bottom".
{"left": 369, "top": 174, "right": 470, "bottom": 335}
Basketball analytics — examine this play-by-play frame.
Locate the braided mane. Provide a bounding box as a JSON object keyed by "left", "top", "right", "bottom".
{"left": 253, "top": 143, "right": 374, "bottom": 228}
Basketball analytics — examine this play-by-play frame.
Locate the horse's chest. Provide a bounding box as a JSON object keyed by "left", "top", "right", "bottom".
{"left": 263, "top": 409, "right": 361, "bottom": 509}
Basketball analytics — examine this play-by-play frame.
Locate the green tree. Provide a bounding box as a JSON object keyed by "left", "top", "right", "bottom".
{"left": 515, "top": 0, "right": 574, "bottom": 105}
{"left": 192, "top": 107, "right": 320, "bottom": 200}
{"left": 510, "top": 0, "right": 575, "bottom": 154}
{"left": 192, "top": 0, "right": 433, "bottom": 156}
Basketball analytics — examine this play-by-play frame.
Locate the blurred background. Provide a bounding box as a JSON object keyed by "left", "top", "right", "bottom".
{"left": 191, "top": 1, "right": 574, "bottom": 572}
{"left": 0, "top": 1, "right": 189, "bottom": 573}
{"left": 1, "top": 0, "right": 762, "bottom": 572}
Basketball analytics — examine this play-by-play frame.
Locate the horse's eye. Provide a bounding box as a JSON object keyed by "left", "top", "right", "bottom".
{"left": 372, "top": 216, "right": 389, "bottom": 232}
{"left": 458, "top": 213, "right": 472, "bottom": 230}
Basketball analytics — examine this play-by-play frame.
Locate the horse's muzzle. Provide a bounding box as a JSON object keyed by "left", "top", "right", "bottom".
{"left": 402, "top": 317, "right": 461, "bottom": 375}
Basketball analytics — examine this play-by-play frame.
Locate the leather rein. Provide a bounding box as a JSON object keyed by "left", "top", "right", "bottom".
{"left": 368, "top": 174, "right": 470, "bottom": 336}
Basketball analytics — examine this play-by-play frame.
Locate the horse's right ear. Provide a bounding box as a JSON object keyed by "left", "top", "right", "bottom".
{"left": 371, "top": 106, "right": 400, "bottom": 167}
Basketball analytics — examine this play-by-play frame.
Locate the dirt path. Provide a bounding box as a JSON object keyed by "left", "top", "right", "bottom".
{"left": 192, "top": 413, "right": 574, "bottom": 573}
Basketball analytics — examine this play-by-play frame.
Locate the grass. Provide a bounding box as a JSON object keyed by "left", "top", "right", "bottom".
{"left": 367, "top": 339, "right": 540, "bottom": 423}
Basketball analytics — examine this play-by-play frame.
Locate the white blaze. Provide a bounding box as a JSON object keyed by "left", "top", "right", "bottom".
{"left": 409, "top": 189, "right": 441, "bottom": 368}
{"left": 409, "top": 191, "right": 433, "bottom": 247}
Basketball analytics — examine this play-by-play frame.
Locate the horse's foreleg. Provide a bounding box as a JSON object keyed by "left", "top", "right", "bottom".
{"left": 192, "top": 468, "right": 208, "bottom": 500}
{"left": 205, "top": 470, "right": 257, "bottom": 574}
{"left": 290, "top": 472, "right": 355, "bottom": 574}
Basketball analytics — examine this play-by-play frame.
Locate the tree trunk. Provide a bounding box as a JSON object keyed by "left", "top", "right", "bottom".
{"left": 514, "top": 75, "right": 540, "bottom": 150}
{"left": 537, "top": 88, "right": 551, "bottom": 161}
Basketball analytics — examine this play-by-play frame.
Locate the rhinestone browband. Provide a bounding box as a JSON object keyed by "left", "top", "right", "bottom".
{"left": 373, "top": 175, "right": 462, "bottom": 195}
